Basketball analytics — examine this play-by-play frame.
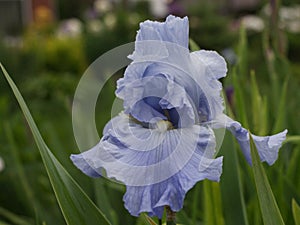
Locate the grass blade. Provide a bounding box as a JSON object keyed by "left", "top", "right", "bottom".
{"left": 284, "top": 136, "right": 300, "bottom": 144}
{"left": 3, "top": 123, "right": 37, "bottom": 215}
{"left": 191, "top": 183, "right": 201, "bottom": 224}
{"left": 220, "top": 94, "right": 249, "bottom": 225}
{"left": 93, "top": 179, "right": 117, "bottom": 224}
{"left": 232, "top": 68, "right": 249, "bottom": 128}
{"left": 1, "top": 63, "right": 112, "bottom": 225}
{"left": 0, "top": 207, "right": 32, "bottom": 225}
{"left": 249, "top": 131, "right": 285, "bottom": 225}
{"left": 272, "top": 77, "right": 288, "bottom": 133}
{"left": 292, "top": 199, "right": 300, "bottom": 225}
{"left": 250, "top": 71, "right": 268, "bottom": 135}
{"left": 237, "top": 25, "right": 248, "bottom": 79}
{"left": 203, "top": 180, "right": 225, "bottom": 225}
{"left": 189, "top": 38, "right": 200, "bottom": 51}
{"left": 144, "top": 215, "right": 158, "bottom": 225}
{"left": 220, "top": 135, "right": 249, "bottom": 225}
{"left": 176, "top": 210, "right": 191, "bottom": 225}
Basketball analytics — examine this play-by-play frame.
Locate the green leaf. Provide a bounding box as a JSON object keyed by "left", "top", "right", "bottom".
{"left": 189, "top": 38, "right": 200, "bottom": 51}
{"left": 237, "top": 25, "right": 248, "bottom": 79}
{"left": 0, "top": 221, "right": 12, "bottom": 225}
{"left": 203, "top": 180, "right": 225, "bottom": 225}
{"left": 0, "top": 207, "right": 32, "bottom": 225}
{"left": 249, "top": 131, "right": 285, "bottom": 225}
{"left": 93, "top": 179, "right": 118, "bottom": 225}
{"left": 176, "top": 210, "right": 192, "bottom": 225}
{"left": 144, "top": 214, "right": 157, "bottom": 225}
{"left": 272, "top": 77, "right": 288, "bottom": 133}
{"left": 191, "top": 183, "right": 201, "bottom": 224}
{"left": 220, "top": 134, "right": 249, "bottom": 225}
{"left": 232, "top": 68, "right": 249, "bottom": 128}
{"left": 220, "top": 97, "right": 249, "bottom": 225}
{"left": 1, "top": 64, "right": 112, "bottom": 225}
{"left": 284, "top": 136, "right": 300, "bottom": 144}
{"left": 292, "top": 199, "right": 300, "bottom": 225}
{"left": 250, "top": 71, "right": 268, "bottom": 135}
{"left": 287, "top": 146, "right": 300, "bottom": 191}
{"left": 3, "top": 123, "right": 37, "bottom": 215}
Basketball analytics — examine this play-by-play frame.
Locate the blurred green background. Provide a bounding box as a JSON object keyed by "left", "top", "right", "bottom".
{"left": 0, "top": 0, "right": 299, "bottom": 224}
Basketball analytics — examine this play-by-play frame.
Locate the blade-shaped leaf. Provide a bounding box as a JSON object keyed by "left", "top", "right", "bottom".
{"left": 284, "top": 135, "right": 300, "bottom": 144}
{"left": 250, "top": 71, "right": 268, "bottom": 135}
{"left": 189, "top": 38, "right": 200, "bottom": 51}
{"left": 232, "top": 68, "right": 249, "bottom": 128}
{"left": 272, "top": 77, "right": 288, "bottom": 133}
{"left": 237, "top": 25, "right": 248, "bottom": 78}
{"left": 0, "top": 207, "right": 32, "bottom": 225}
{"left": 1, "top": 64, "right": 112, "bottom": 225}
{"left": 220, "top": 135, "right": 249, "bottom": 225}
{"left": 220, "top": 92, "right": 249, "bottom": 225}
{"left": 3, "top": 122, "right": 37, "bottom": 215}
{"left": 144, "top": 215, "right": 158, "bottom": 225}
{"left": 249, "top": 131, "right": 285, "bottom": 225}
{"left": 0, "top": 221, "right": 11, "bottom": 225}
{"left": 176, "top": 210, "right": 192, "bottom": 225}
{"left": 292, "top": 199, "right": 300, "bottom": 225}
{"left": 203, "top": 180, "right": 225, "bottom": 225}
{"left": 191, "top": 183, "right": 201, "bottom": 225}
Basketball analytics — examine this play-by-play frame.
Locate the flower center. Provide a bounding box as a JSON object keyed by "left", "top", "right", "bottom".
{"left": 155, "top": 120, "right": 173, "bottom": 132}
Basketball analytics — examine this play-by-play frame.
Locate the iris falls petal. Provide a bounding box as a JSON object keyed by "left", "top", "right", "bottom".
{"left": 71, "top": 114, "right": 223, "bottom": 217}
{"left": 213, "top": 114, "right": 287, "bottom": 165}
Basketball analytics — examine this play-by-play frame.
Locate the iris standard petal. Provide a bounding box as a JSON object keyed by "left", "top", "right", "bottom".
{"left": 190, "top": 51, "right": 227, "bottom": 120}
{"left": 116, "top": 76, "right": 168, "bottom": 123}
{"left": 192, "top": 50, "right": 227, "bottom": 80}
{"left": 136, "top": 15, "right": 189, "bottom": 48}
{"left": 213, "top": 114, "right": 287, "bottom": 165}
{"left": 121, "top": 44, "right": 228, "bottom": 124}
{"left": 116, "top": 73, "right": 196, "bottom": 127}
{"left": 129, "top": 15, "right": 189, "bottom": 61}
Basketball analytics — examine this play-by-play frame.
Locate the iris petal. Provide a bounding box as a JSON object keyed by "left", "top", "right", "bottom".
{"left": 136, "top": 15, "right": 189, "bottom": 48}
{"left": 129, "top": 15, "right": 189, "bottom": 61}
{"left": 124, "top": 155, "right": 223, "bottom": 218}
{"left": 190, "top": 51, "right": 227, "bottom": 120}
{"left": 192, "top": 50, "right": 227, "bottom": 80}
{"left": 121, "top": 46, "right": 227, "bottom": 125}
{"left": 213, "top": 114, "right": 287, "bottom": 165}
{"left": 117, "top": 73, "right": 196, "bottom": 127}
{"left": 71, "top": 114, "right": 223, "bottom": 217}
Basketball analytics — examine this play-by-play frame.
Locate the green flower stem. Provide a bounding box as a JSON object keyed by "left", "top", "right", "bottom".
{"left": 166, "top": 206, "right": 176, "bottom": 225}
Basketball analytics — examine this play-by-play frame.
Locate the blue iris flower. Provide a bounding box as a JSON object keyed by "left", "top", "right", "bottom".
{"left": 71, "top": 15, "right": 287, "bottom": 218}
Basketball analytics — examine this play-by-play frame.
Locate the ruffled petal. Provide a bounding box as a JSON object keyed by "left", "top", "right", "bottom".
{"left": 129, "top": 15, "right": 189, "bottom": 61}
{"left": 121, "top": 47, "right": 228, "bottom": 125}
{"left": 190, "top": 51, "right": 227, "bottom": 120}
{"left": 192, "top": 50, "right": 227, "bottom": 80}
{"left": 124, "top": 155, "right": 223, "bottom": 218}
{"left": 136, "top": 15, "right": 189, "bottom": 48}
{"left": 212, "top": 114, "right": 287, "bottom": 165}
{"left": 116, "top": 73, "right": 196, "bottom": 127}
{"left": 159, "top": 76, "right": 196, "bottom": 127}
{"left": 71, "top": 114, "right": 223, "bottom": 218}
{"left": 116, "top": 76, "right": 168, "bottom": 123}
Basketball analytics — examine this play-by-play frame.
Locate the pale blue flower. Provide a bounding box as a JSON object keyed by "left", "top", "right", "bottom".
{"left": 71, "top": 15, "right": 287, "bottom": 218}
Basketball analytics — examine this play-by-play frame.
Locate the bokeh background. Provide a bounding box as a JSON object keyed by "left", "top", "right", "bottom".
{"left": 0, "top": 0, "right": 299, "bottom": 224}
